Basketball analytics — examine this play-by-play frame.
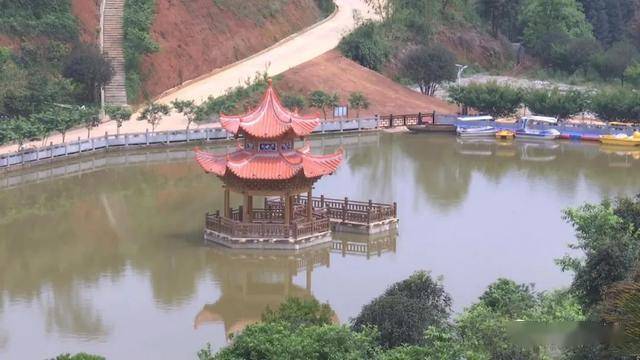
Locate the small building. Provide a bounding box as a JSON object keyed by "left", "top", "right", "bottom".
{"left": 195, "top": 80, "right": 397, "bottom": 250}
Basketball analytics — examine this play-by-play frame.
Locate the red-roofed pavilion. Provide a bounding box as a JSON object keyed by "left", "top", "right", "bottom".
{"left": 195, "top": 80, "right": 344, "bottom": 248}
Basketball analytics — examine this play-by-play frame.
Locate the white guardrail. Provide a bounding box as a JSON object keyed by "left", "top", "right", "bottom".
{"left": 0, "top": 118, "right": 379, "bottom": 169}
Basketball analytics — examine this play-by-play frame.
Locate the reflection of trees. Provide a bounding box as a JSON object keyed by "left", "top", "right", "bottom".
{"left": 398, "top": 135, "right": 473, "bottom": 212}
{"left": 396, "top": 136, "right": 640, "bottom": 212}
{"left": 44, "top": 286, "right": 108, "bottom": 339}
{"left": 195, "top": 245, "right": 331, "bottom": 339}
{"left": 347, "top": 134, "right": 397, "bottom": 200}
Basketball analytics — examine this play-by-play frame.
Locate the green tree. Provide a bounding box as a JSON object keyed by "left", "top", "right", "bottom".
{"left": 591, "top": 41, "right": 640, "bottom": 85}
{"left": 352, "top": 271, "right": 452, "bottom": 348}
{"left": 170, "top": 99, "right": 198, "bottom": 131}
{"left": 476, "top": 0, "right": 524, "bottom": 39}
{"left": 262, "top": 297, "right": 334, "bottom": 329}
{"left": 63, "top": 44, "right": 113, "bottom": 104}
{"left": 54, "top": 353, "right": 105, "bottom": 360}
{"left": 448, "top": 82, "right": 524, "bottom": 117}
{"left": 478, "top": 279, "right": 537, "bottom": 318}
{"left": 348, "top": 92, "right": 370, "bottom": 117}
{"left": 105, "top": 105, "right": 133, "bottom": 135}
{"left": 339, "top": 21, "right": 391, "bottom": 71}
{"left": 202, "top": 323, "right": 380, "bottom": 360}
{"left": 590, "top": 87, "right": 640, "bottom": 122}
{"left": 625, "top": 62, "right": 640, "bottom": 87}
{"left": 5, "top": 117, "right": 38, "bottom": 150}
{"left": 545, "top": 35, "right": 602, "bottom": 73}
{"left": 137, "top": 102, "right": 170, "bottom": 132}
{"left": 308, "top": 90, "right": 338, "bottom": 120}
{"left": 400, "top": 45, "right": 457, "bottom": 96}
{"left": 80, "top": 107, "right": 100, "bottom": 138}
{"left": 521, "top": 0, "right": 594, "bottom": 54}
{"left": 524, "top": 88, "right": 587, "bottom": 119}
{"left": 281, "top": 93, "right": 306, "bottom": 112}
{"left": 557, "top": 198, "right": 640, "bottom": 311}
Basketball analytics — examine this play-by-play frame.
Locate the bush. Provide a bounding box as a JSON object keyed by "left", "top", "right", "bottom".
{"left": 0, "top": 0, "right": 78, "bottom": 41}
{"left": 281, "top": 93, "right": 306, "bottom": 111}
{"left": 590, "top": 88, "right": 640, "bottom": 122}
{"left": 351, "top": 271, "right": 452, "bottom": 348}
{"left": 339, "top": 21, "right": 391, "bottom": 71}
{"left": 448, "top": 82, "right": 524, "bottom": 117}
{"left": 524, "top": 88, "right": 587, "bottom": 119}
{"left": 54, "top": 354, "right": 104, "bottom": 360}
{"left": 206, "top": 323, "right": 380, "bottom": 360}
{"left": 262, "top": 297, "right": 334, "bottom": 329}
{"left": 314, "top": 0, "right": 335, "bottom": 17}
{"left": 123, "top": 0, "right": 160, "bottom": 101}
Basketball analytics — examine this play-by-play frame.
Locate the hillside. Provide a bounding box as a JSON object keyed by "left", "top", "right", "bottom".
{"left": 279, "top": 50, "right": 457, "bottom": 116}
{"left": 141, "top": 0, "right": 327, "bottom": 99}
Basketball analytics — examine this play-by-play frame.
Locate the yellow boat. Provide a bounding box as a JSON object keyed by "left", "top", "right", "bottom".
{"left": 599, "top": 132, "right": 640, "bottom": 146}
{"left": 496, "top": 130, "right": 515, "bottom": 140}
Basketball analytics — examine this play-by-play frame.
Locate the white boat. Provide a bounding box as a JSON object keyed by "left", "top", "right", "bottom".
{"left": 516, "top": 116, "right": 561, "bottom": 140}
{"left": 456, "top": 126, "right": 498, "bottom": 138}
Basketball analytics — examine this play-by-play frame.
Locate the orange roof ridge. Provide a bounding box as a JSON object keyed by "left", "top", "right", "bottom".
{"left": 219, "top": 83, "right": 321, "bottom": 139}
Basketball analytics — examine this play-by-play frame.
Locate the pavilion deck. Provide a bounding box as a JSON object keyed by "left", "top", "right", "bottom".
{"left": 204, "top": 197, "right": 398, "bottom": 249}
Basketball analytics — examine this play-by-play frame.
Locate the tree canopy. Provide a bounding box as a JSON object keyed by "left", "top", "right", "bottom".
{"left": 400, "top": 45, "right": 457, "bottom": 96}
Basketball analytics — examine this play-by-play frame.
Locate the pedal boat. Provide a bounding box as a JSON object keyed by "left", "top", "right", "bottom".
{"left": 599, "top": 132, "right": 640, "bottom": 147}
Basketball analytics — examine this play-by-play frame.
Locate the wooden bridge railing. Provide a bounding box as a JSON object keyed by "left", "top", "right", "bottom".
{"left": 378, "top": 112, "right": 436, "bottom": 128}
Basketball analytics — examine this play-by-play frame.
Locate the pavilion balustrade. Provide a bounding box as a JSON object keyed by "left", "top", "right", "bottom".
{"left": 205, "top": 211, "right": 330, "bottom": 240}
{"left": 265, "top": 196, "right": 397, "bottom": 225}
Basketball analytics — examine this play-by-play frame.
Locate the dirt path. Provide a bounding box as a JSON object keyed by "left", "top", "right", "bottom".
{"left": 1, "top": 0, "right": 373, "bottom": 154}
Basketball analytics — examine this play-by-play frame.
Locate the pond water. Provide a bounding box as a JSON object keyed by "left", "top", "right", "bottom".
{"left": 1, "top": 132, "right": 640, "bottom": 359}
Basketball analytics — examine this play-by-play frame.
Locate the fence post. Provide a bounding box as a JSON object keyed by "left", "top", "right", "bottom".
{"left": 49, "top": 142, "right": 54, "bottom": 163}
{"left": 238, "top": 205, "right": 244, "bottom": 222}
{"left": 340, "top": 120, "right": 344, "bottom": 132}
{"left": 77, "top": 136, "right": 81, "bottom": 153}
{"left": 432, "top": 111, "right": 436, "bottom": 124}
{"left": 342, "top": 197, "right": 348, "bottom": 222}
{"left": 388, "top": 114, "right": 393, "bottom": 128}
{"left": 105, "top": 132, "right": 109, "bottom": 150}
{"left": 64, "top": 142, "right": 68, "bottom": 156}
{"left": 418, "top": 112, "right": 422, "bottom": 125}
{"left": 91, "top": 137, "right": 95, "bottom": 151}
{"left": 368, "top": 199, "right": 373, "bottom": 224}
{"left": 145, "top": 129, "right": 149, "bottom": 145}
{"left": 393, "top": 202, "right": 397, "bottom": 218}
{"left": 166, "top": 132, "right": 170, "bottom": 145}
{"left": 320, "top": 195, "right": 325, "bottom": 208}
{"left": 357, "top": 118, "right": 362, "bottom": 130}
{"left": 125, "top": 134, "right": 129, "bottom": 147}
{"left": 186, "top": 129, "right": 190, "bottom": 143}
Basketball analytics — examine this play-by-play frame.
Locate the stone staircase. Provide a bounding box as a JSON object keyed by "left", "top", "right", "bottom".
{"left": 102, "top": 0, "right": 128, "bottom": 106}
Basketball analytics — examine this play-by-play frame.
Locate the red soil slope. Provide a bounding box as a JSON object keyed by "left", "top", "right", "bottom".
{"left": 279, "top": 50, "right": 457, "bottom": 117}
{"left": 141, "top": 0, "right": 324, "bottom": 99}
{"left": 71, "top": 0, "right": 99, "bottom": 43}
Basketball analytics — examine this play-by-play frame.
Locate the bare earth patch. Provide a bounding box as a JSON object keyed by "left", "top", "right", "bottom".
{"left": 279, "top": 50, "right": 458, "bottom": 117}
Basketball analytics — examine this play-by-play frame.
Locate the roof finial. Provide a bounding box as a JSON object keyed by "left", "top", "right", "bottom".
{"left": 267, "top": 78, "right": 273, "bottom": 86}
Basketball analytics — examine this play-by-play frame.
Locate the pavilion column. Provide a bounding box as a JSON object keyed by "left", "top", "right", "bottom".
{"left": 243, "top": 193, "right": 250, "bottom": 222}
{"left": 223, "top": 188, "right": 230, "bottom": 218}
{"left": 247, "top": 195, "right": 253, "bottom": 221}
{"left": 284, "top": 194, "right": 291, "bottom": 225}
{"left": 306, "top": 188, "right": 313, "bottom": 219}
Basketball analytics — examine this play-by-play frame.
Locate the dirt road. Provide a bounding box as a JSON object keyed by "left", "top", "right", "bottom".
{"left": 1, "top": 0, "right": 373, "bottom": 154}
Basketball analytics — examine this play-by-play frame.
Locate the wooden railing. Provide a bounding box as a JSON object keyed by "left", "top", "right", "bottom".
{"left": 267, "top": 196, "right": 397, "bottom": 225}
{"left": 378, "top": 112, "right": 436, "bottom": 128}
{"left": 205, "top": 212, "right": 330, "bottom": 240}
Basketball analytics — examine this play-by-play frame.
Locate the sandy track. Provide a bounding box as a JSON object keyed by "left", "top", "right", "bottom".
{"left": 1, "top": 0, "right": 372, "bottom": 154}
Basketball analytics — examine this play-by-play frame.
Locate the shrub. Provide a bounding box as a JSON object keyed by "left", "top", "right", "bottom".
{"left": 0, "top": 0, "right": 78, "bottom": 41}
{"left": 590, "top": 88, "right": 640, "bottom": 122}
{"left": 524, "top": 88, "right": 587, "bottom": 119}
{"left": 262, "top": 297, "right": 334, "bottom": 329}
{"left": 351, "top": 271, "right": 452, "bottom": 348}
{"left": 339, "top": 21, "right": 391, "bottom": 71}
{"left": 123, "top": 0, "right": 160, "bottom": 101}
{"left": 448, "top": 82, "right": 524, "bottom": 117}
{"left": 314, "top": 0, "right": 336, "bottom": 17}
{"left": 281, "top": 93, "right": 306, "bottom": 111}
{"left": 63, "top": 44, "right": 113, "bottom": 104}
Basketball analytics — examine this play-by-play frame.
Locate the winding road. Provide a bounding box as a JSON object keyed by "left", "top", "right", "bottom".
{"left": 1, "top": 0, "right": 373, "bottom": 154}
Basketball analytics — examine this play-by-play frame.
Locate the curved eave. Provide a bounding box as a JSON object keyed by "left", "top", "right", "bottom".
{"left": 219, "top": 85, "right": 321, "bottom": 138}
{"left": 193, "top": 147, "right": 343, "bottom": 180}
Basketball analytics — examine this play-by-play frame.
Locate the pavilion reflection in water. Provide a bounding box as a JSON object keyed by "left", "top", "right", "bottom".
{"left": 194, "top": 232, "right": 397, "bottom": 340}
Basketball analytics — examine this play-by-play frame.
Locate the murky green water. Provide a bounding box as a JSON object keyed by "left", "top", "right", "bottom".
{"left": 1, "top": 132, "right": 639, "bottom": 359}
